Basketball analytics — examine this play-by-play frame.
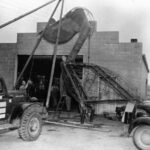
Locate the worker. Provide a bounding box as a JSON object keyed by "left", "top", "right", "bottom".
{"left": 26, "top": 79, "right": 35, "bottom": 97}
{"left": 19, "top": 80, "right": 27, "bottom": 93}
{"left": 19, "top": 79, "right": 34, "bottom": 96}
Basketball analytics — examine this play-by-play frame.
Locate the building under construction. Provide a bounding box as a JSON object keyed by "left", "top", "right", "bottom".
{"left": 0, "top": 21, "right": 149, "bottom": 114}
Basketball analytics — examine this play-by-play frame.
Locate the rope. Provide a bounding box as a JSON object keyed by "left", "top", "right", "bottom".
{"left": 0, "top": 0, "right": 57, "bottom": 29}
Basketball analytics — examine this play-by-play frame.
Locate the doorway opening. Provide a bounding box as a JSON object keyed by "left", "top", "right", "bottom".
{"left": 17, "top": 55, "right": 83, "bottom": 111}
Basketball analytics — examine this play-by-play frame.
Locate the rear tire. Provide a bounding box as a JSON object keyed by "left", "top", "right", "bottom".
{"left": 133, "top": 125, "right": 150, "bottom": 150}
{"left": 18, "top": 110, "right": 42, "bottom": 141}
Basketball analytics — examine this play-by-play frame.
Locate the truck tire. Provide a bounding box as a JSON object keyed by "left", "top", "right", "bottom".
{"left": 18, "top": 110, "right": 42, "bottom": 141}
{"left": 133, "top": 125, "right": 150, "bottom": 150}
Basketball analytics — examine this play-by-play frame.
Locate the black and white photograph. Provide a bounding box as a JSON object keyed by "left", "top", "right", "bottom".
{"left": 0, "top": 0, "right": 150, "bottom": 150}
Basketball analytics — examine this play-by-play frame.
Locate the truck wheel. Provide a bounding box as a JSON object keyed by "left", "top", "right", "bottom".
{"left": 133, "top": 125, "right": 150, "bottom": 150}
{"left": 18, "top": 111, "right": 42, "bottom": 141}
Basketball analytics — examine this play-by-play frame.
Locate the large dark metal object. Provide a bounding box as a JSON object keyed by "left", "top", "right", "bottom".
{"left": 42, "top": 7, "right": 94, "bottom": 112}
{"left": 43, "top": 7, "right": 93, "bottom": 108}
{"left": 41, "top": 8, "right": 93, "bottom": 62}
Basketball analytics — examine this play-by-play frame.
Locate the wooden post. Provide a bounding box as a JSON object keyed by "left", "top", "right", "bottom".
{"left": 46, "top": 0, "right": 65, "bottom": 108}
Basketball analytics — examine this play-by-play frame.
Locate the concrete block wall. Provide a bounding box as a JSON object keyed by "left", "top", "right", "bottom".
{"left": 16, "top": 23, "right": 147, "bottom": 99}
{"left": 17, "top": 33, "right": 80, "bottom": 55}
{"left": 92, "top": 32, "right": 119, "bottom": 44}
{"left": 0, "top": 21, "right": 146, "bottom": 99}
{"left": 84, "top": 42, "right": 143, "bottom": 98}
{"left": 17, "top": 23, "right": 119, "bottom": 56}
{"left": 94, "top": 100, "right": 127, "bottom": 115}
{"left": 0, "top": 44, "right": 17, "bottom": 90}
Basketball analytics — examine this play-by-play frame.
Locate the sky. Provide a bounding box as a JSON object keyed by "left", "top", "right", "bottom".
{"left": 0, "top": 0, "right": 150, "bottom": 81}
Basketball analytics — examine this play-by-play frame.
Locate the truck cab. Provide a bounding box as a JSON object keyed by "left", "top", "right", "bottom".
{"left": 128, "top": 102, "right": 150, "bottom": 150}
{"left": 0, "top": 76, "right": 46, "bottom": 141}
{"left": 0, "top": 76, "right": 13, "bottom": 121}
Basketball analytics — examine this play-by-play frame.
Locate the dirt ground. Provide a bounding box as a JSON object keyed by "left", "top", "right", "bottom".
{"left": 0, "top": 116, "right": 137, "bottom": 150}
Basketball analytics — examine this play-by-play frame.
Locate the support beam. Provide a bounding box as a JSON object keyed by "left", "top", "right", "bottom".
{"left": 46, "top": 0, "right": 65, "bottom": 108}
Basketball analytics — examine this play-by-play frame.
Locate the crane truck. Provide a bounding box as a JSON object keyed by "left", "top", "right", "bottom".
{"left": 0, "top": 3, "right": 150, "bottom": 149}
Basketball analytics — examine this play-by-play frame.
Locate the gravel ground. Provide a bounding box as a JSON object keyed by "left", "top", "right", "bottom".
{"left": 0, "top": 117, "right": 138, "bottom": 150}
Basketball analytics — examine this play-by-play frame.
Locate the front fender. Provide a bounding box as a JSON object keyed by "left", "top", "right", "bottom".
{"left": 10, "top": 102, "right": 47, "bottom": 123}
{"left": 128, "top": 117, "right": 150, "bottom": 134}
